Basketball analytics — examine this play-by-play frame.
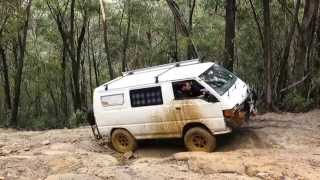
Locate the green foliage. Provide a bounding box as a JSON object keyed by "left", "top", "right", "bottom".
{"left": 282, "top": 91, "right": 315, "bottom": 112}
{"left": 68, "top": 110, "right": 88, "bottom": 128}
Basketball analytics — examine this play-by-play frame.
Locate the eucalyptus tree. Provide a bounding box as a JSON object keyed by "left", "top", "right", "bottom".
{"left": 0, "top": 0, "right": 33, "bottom": 127}
{"left": 46, "top": 0, "right": 89, "bottom": 111}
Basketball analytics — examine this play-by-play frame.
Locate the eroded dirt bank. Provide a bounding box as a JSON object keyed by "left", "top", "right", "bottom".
{"left": 1, "top": 110, "right": 320, "bottom": 180}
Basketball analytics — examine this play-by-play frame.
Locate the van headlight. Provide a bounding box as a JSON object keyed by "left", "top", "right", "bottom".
{"left": 223, "top": 108, "right": 242, "bottom": 118}
{"left": 223, "top": 109, "right": 236, "bottom": 118}
{"left": 223, "top": 103, "right": 241, "bottom": 118}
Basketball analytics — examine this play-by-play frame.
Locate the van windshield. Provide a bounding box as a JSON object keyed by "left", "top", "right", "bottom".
{"left": 199, "top": 64, "right": 237, "bottom": 95}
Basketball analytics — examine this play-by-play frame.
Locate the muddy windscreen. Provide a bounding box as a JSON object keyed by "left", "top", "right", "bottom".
{"left": 199, "top": 64, "right": 236, "bottom": 95}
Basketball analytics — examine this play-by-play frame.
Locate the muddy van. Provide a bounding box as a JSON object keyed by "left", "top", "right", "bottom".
{"left": 91, "top": 59, "right": 256, "bottom": 152}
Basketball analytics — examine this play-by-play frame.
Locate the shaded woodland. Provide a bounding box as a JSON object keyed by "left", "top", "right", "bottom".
{"left": 0, "top": 0, "right": 319, "bottom": 129}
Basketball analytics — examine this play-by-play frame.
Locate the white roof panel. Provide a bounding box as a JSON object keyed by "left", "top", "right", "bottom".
{"left": 108, "top": 68, "right": 167, "bottom": 89}
{"left": 104, "top": 60, "right": 214, "bottom": 90}
{"left": 159, "top": 62, "right": 213, "bottom": 81}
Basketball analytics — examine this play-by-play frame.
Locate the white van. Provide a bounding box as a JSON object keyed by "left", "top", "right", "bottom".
{"left": 91, "top": 59, "right": 256, "bottom": 152}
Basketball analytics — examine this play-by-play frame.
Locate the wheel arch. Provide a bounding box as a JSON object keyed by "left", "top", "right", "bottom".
{"left": 110, "top": 127, "right": 133, "bottom": 138}
{"left": 182, "top": 122, "right": 212, "bottom": 137}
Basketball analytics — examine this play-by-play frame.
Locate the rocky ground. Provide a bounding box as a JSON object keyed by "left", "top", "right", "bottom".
{"left": 0, "top": 110, "right": 320, "bottom": 180}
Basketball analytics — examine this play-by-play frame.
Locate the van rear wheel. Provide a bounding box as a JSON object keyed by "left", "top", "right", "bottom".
{"left": 184, "top": 127, "right": 216, "bottom": 152}
{"left": 111, "top": 129, "right": 137, "bottom": 153}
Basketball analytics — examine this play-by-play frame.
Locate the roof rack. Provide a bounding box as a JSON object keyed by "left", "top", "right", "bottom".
{"left": 122, "top": 59, "right": 199, "bottom": 76}
{"left": 103, "top": 76, "right": 125, "bottom": 90}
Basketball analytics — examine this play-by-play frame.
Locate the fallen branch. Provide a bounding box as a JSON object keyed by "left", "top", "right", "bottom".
{"left": 280, "top": 73, "right": 310, "bottom": 93}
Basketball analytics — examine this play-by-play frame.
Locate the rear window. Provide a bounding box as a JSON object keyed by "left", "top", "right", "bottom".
{"left": 130, "top": 86, "right": 163, "bottom": 107}
{"left": 101, "top": 94, "right": 124, "bottom": 107}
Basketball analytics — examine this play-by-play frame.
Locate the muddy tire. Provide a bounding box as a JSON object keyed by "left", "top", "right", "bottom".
{"left": 184, "top": 127, "right": 216, "bottom": 152}
{"left": 111, "top": 129, "right": 137, "bottom": 153}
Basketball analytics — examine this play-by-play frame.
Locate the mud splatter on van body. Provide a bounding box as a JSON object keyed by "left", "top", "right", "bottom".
{"left": 150, "top": 100, "right": 203, "bottom": 138}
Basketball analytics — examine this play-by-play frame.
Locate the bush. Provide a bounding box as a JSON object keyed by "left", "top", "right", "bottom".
{"left": 18, "top": 115, "right": 51, "bottom": 130}
{"left": 68, "top": 110, "right": 88, "bottom": 128}
{"left": 283, "top": 91, "right": 314, "bottom": 112}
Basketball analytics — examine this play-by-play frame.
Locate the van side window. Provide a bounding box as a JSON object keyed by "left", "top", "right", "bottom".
{"left": 172, "top": 80, "right": 219, "bottom": 103}
{"left": 172, "top": 80, "right": 204, "bottom": 100}
{"left": 130, "top": 86, "right": 163, "bottom": 107}
{"left": 101, "top": 94, "right": 124, "bottom": 107}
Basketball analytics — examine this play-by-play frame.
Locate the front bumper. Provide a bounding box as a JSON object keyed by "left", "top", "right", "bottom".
{"left": 224, "top": 89, "right": 257, "bottom": 128}
{"left": 213, "top": 127, "right": 232, "bottom": 135}
{"left": 224, "top": 110, "right": 247, "bottom": 128}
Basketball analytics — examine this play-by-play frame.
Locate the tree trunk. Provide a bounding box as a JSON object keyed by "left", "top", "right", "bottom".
{"left": 316, "top": 10, "right": 320, "bottom": 106}
{"left": 294, "top": 0, "right": 319, "bottom": 93}
{"left": 122, "top": 0, "right": 131, "bottom": 72}
{"left": 99, "top": 0, "right": 114, "bottom": 79}
{"left": 10, "top": 0, "right": 33, "bottom": 127}
{"left": 80, "top": 53, "right": 87, "bottom": 108}
{"left": 69, "top": 0, "right": 79, "bottom": 111}
{"left": 87, "top": 21, "right": 93, "bottom": 104}
{"left": 88, "top": 47, "right": 93, "bottom": 104}
{"left": 91, "top": 40, "right": 99, "bottom": 86}
{"left": 262, "top": 0, "right": 272, "bottom": 110}
{"left": 76, "top": 10, "right": 88, "bottom": 110}
{"left": 248, "top": 0, "right": 264, "bottom": 49}
{"left": 60, "top": 46, "right": 68, "bottom": 127}
{"left": 174, "top": 18, "right": 178, "bottom": 62}
{"left": 0, "top": 44, "right": 11, "bottom": 110}
{"left": 224, "top": 0, "right": 236, "bottom": 72}
{"left": 187, "top": 0, "right": 196, "bottom": 59}
{"left": 0, "top": 17, "right": 11, "bottom": 112}
{"left": 48, "top": 83, "right": 59, "bottom": 123}
{"left": 166, "top": 0, "right": 198, "bottom": 59}
{"left": 277, "top": 0, "right": 301, "bottom": 97}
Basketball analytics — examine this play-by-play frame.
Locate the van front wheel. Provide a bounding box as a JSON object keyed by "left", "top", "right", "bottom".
{"left": 184, "top": 127, "right": 216, "bottom": 152}
{"left": 111, "top": 129, "right": 137, "bottom": 153}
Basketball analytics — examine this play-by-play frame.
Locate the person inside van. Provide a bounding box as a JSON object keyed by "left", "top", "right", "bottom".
{"left": 175, "top": 81, "right": 204, "bottom": 99}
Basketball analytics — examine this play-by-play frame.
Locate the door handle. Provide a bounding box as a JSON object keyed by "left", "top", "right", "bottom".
{"left": 175, "top": 107, "right": 181, "bottom": 110}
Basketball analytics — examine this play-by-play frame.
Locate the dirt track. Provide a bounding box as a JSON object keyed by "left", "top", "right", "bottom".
{"left": 1, "top": 110, "right": 320, "bottom": 180}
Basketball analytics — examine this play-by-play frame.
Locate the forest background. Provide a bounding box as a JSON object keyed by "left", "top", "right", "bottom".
{"left": 0, "top": 0, "right": 319, "bottom": 129}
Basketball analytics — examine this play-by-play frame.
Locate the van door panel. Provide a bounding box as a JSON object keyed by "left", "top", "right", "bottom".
{"left": 172, "top": 99, "right": 225, "bottom": 132}
{"left": 173, "top": 99, "right": 222, "bottom": 119}
{"left": 148, "top": 105, "right": 181, "bottom": 136}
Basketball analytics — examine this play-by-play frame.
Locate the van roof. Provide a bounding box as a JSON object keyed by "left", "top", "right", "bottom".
{"left": 103, "top": 59, "right": 214, "bottom": 90}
